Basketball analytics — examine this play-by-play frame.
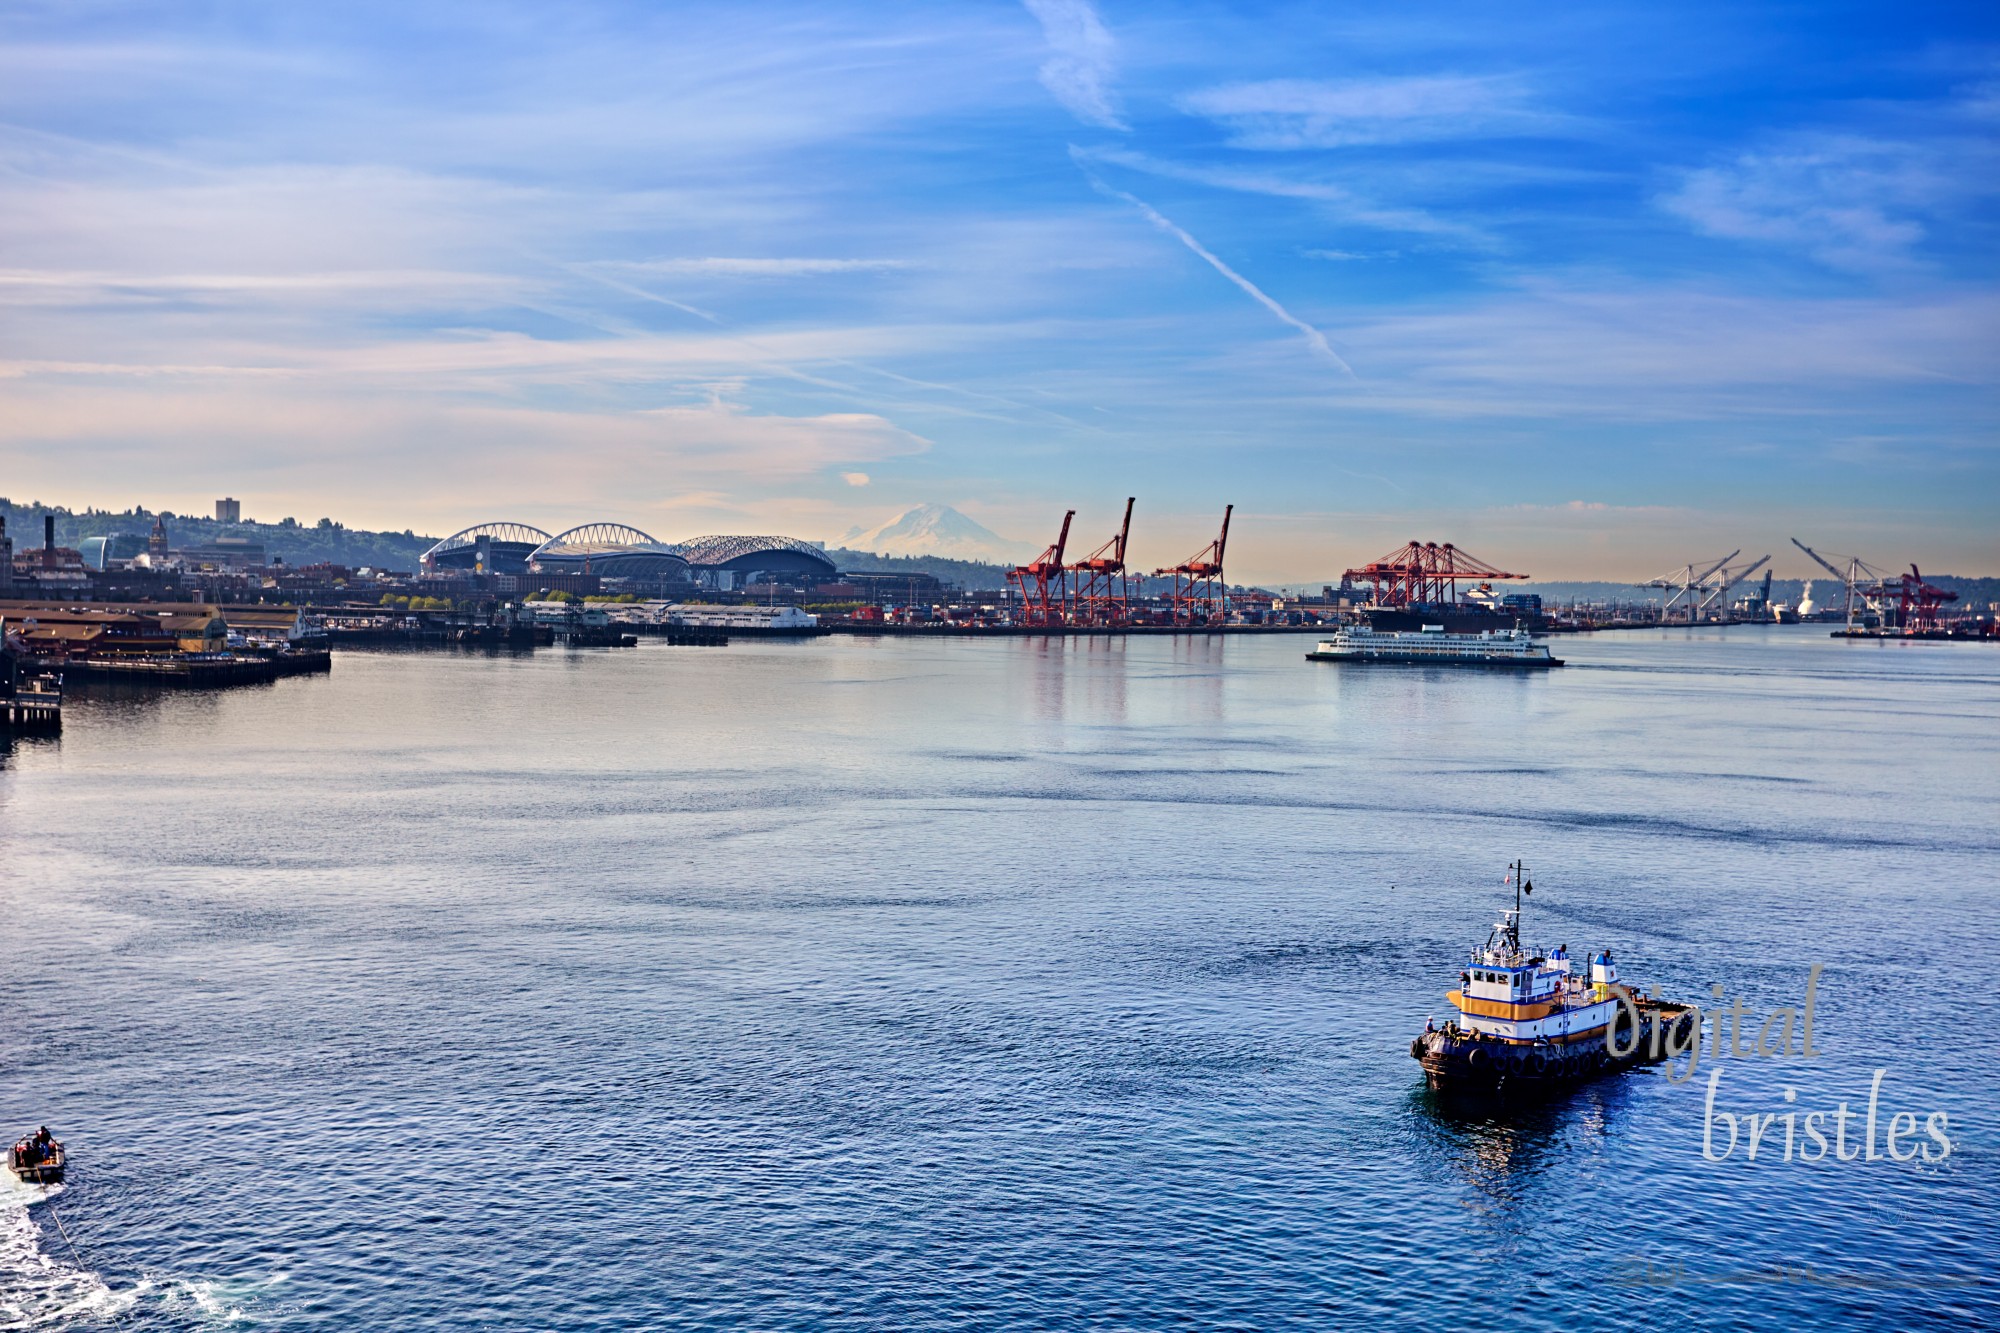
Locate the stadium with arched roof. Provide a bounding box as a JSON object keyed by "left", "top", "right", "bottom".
{"left": 527, "top": 524, "right": 691, "bottom": 579}
{"left": 421, "top": 522, "right": 552, "bottom": 575}
{"left": 670, "top": 535, "right": 836, "bottom": 582}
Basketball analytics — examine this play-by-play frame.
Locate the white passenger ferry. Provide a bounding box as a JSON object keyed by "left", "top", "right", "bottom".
{"left": 1307, "top": 623, "right": 1563, "bottom": 669}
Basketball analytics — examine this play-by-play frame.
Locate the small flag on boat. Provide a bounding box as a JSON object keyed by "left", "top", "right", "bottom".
{"left": 1523, "top": 880, "right": 1533, "bottom": 895}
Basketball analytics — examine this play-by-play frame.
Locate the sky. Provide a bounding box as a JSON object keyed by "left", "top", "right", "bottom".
{"left": 1, "top": 0, "right": 1995, "bottom": 582}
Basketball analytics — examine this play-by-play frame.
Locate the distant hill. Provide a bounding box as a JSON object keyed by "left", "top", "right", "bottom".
{"left": 839, "top": 503, "right": 1024, "bottom": 562}
{"left": 823, "top": 547, "right": 1014, "bottom": 590}
{"left": 0, "top": 498, "right": 438, "bottom": 571}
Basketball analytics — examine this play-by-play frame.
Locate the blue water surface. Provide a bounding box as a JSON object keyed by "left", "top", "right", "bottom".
{"left": 1, "top": 625, "right": 1995, "bottom": 1330}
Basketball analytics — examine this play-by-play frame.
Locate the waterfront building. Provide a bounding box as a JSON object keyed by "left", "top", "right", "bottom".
{"left": 218, "top": 604, "right": 318, "bottom": 647}
{"left": 0, "top": 601, "right": 228, "bottom": 657}
{"left": 661, "top": 603, "right": 819, "bottom": 631}
{"left": 822, "top": 572, "right": 948, "bottom": 605}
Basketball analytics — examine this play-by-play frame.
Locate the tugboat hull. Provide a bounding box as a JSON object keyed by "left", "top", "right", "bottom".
{"left": 1411, "top": 1003, "right": 1695, "bottom": 1093}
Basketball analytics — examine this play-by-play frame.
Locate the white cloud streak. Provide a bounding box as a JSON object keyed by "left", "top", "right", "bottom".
{"left": 1022, "top": 0, "right": 1125, "bottom": 130}
{"left": 1179, "top": 75, "right": 1545, "bottom": 150}
{"left": 602, "top": 257, "right": 920, "bottom": 277}
{"left": 1663, "top": 136, "right": 1944, "bottom": 273}
{"left": 1083, "top": 170, "right": 1355, "bottom": 378}
{"left": 1078, "top": 145, "right": 1485, "bottom": 243}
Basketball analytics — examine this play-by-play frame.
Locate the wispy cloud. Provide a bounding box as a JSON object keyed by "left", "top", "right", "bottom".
{"left": 1079, "top": 145, "right": 1484, "bottom": 242}
{"left": 1504, "top": 500, "right": 1682, "bottom": 515}
{"left": 1022, "top": 0, "right": 1124, "bottom": 130}
{"left": 1662, "top": 135, "right": 1951, "bottom": 273}
{"left": 602, "top": 257, "right": 920, "bottom": 277}
{"left": 1659, "top": 77, "right": 2000, "bottom": 273}
{"left": 0, "top": 3, "right": 1990, "bottom": 568}
{"left": 1080, "top": 164, "right": 1355, "bottom": 378}
{"left": 1304, "top": 249, "right": 1399, "bottom": 262}
{"left": 1178, "top": 75, "right": 1546, "bottom": 150}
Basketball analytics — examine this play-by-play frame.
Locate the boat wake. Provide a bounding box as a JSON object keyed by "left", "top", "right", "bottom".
{"left": 0, "top": 1177, "right": 128, "bottom": 1331}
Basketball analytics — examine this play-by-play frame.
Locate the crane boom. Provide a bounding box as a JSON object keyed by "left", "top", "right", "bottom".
{"left": 1700, "top": 553, "right": 1769, "bottom": 612}
{"left": 1790, "top": 537, "right": 1848, "bottom": 583}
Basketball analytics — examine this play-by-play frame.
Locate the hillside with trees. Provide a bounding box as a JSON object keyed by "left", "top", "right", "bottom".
{"left": 0, "top": 499, "right": 438, "bottom": 571}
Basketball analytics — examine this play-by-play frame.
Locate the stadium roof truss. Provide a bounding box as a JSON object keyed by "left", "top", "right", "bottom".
{"left": 530, "top": 523, "right": 664, "bottom": 558}
{"left": 421, "top": 522, "right": 553, "bottom": 568}
{"left": 670, "top": 535, "right": 836, "bottom": 575}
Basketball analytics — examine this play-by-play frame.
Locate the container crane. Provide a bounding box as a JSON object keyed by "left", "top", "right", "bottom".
{"left": 1891, "top": 566, "right": 1959, "bottom": 633}
{"left": 1153, "top": 506, "right": 1232, "bottom": 626}
{"left": 1343, "top": 541, "right": 1527, "bottom": 608}
{"left": 1638, "top": 551, "right": 1738, "bottom": 622}
{"left": 1790, "top": 538, "right": 1889, "bottom": 629}
{"left": 1698, "top": 553, "right": 1769, "bottom": 617}
{"left": 1006, "top": 510, "right": 1074, "bottom": 628}
{"left": 1066, "top": 498, "right": 1135, "bottom": 628}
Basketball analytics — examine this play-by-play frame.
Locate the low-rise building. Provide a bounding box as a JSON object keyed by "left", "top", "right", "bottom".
{"left": 0, "top": 601, "right": 228, "bottom": 657}
{"left": 178, "top": 536, "right": 266, "bottom": 570}
{"left": 666, "top": 603, "right": 819, "bottom": 631}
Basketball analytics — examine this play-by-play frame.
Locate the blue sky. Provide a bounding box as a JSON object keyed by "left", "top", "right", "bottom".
{"left": 1, "top": 0, "right": 1994, "bottom": 580}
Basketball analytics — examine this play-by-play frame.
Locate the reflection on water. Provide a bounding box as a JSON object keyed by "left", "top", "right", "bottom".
{"left": 1406, "top": 1079, "right": 1623, "bottom": 1210}
{"left": 0, "top": 627, "right": 1995, "bottom": 1330}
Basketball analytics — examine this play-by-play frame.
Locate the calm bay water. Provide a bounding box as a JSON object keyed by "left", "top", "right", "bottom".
{"left": 2, "top": 626, "right": 1996, "bottom": 1330}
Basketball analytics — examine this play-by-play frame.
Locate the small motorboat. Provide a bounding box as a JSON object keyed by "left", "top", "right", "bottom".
{"left": 8, "top": 1129, "right": 64, "bottom": 1185}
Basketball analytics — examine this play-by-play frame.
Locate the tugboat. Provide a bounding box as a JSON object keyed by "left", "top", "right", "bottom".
{"left": 8, "top": 1128, "right": 64, "bottom": 1185}
{"left": 1411, "top": 863, "right": 1694, "bottom": 1092}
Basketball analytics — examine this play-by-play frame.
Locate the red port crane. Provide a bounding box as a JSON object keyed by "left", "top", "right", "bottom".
{"left": 1153, "top": 505, "right": 1232, "bottom": 627}
{"left": 1007, "top": 510, "right": 1075, "bottom": 628}
{"left": 1067, "top": 497, "right": 1135, "bottom": 628}
{"left": 1343, "top": 541, "right": 1526, "bottom": 607}
{"left": 1892, "top": 566, "right": 1958, "bottom": 633}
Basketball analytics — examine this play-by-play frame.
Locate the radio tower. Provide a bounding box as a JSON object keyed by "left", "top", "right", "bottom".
{"left": 1153, "top": 505, "right": 1232, "bottom": 627}
{"left": 1007, "top": 510, "right": 1075, "bottom": 628}
{"left": 1067, "top": 498, "right": 1135, "bottom": 628}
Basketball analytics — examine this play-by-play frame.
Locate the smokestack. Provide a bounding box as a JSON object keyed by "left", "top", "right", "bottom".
{"left": 45, "top": 514, "right": 55, "bottom": 551}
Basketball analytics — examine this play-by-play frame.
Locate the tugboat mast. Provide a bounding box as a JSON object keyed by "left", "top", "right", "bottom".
{"left": 1504, "top": 859, "right": 1529, "bottom": 953}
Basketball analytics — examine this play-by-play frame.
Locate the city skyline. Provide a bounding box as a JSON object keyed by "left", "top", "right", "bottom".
{"left": 2, "top": 1, "right": 1995, "bottom": 583}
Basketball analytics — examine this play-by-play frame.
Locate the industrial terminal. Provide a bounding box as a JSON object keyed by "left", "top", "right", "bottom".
{"left": 2, "top": 494, "right": 1994, "bottom": 736}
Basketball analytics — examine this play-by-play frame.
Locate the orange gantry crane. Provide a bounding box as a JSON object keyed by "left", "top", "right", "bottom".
{"left": 1067, "top": 497, "right": 1135, "bottom": 627}
{"left": 1007, "top": 509, "right": 1075, "bottom": 627}
{"left": 1343, "top": 541, "right": 1526, "bottom": 607}
{"left": 1153, "top": 505, "right": 1232, "bottom": 626}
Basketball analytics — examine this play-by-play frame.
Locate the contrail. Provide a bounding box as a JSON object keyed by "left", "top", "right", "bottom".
{"left": 1083, "top": 168, "right": 1355, "bottom": 378}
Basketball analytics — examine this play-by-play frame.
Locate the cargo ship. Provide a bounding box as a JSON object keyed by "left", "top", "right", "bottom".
{"left": 1307, "top": 623, "right": 1563, "bottom": 668}
{"left": 1411, "top": 864, "right": 1694, "bottom": 1093}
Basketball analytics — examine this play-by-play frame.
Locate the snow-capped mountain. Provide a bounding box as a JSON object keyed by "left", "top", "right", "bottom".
{"left": 838, "top": 503, "right": 1022, "bottom": 561}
